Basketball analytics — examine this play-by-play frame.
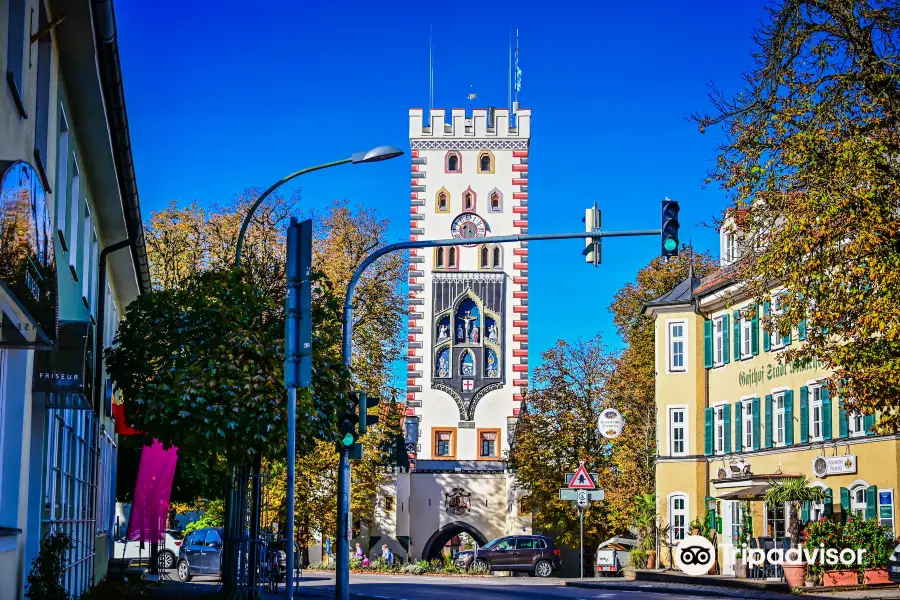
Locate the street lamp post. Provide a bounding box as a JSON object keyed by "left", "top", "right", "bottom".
{"left": 232, "top": 145, "right": 403, "bottom": 599}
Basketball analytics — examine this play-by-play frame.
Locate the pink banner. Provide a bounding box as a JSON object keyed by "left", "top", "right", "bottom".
{"left": 126, "top": 439, "right": 178, "bottom": 542}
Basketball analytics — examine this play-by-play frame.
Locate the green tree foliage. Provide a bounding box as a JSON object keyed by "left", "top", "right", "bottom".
{"left": 604, "top": 250, "right": 716, "bottom": 530}
{"left": 694, "top": 0, "right": 900, "bottom": 428}
{"left": 509, "top": 336, "right": 616, "bottom": 548}
{"left": 25, "top": 531, "right": 70, "bottom": 600}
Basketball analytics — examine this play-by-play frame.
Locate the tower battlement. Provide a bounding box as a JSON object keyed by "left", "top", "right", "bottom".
{"left": 410, "top": 108, "right": 531, "bottom": 139}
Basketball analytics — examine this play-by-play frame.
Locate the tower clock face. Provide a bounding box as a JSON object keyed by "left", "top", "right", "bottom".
{"left": 450, "top": 213, "right": 487, "bottom": 246}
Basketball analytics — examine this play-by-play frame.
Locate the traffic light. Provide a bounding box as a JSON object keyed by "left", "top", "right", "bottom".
{"left": 583, "top": 203, "right": 601, "bottom": 266}
{"left": 352, "top": 391, "right": 381, "bottom": 435}
{"left": 338, "top": 395, "right": 358, "bottom": 450}
{"left": 661, "top": 198, "right": 680, "bottom": 258}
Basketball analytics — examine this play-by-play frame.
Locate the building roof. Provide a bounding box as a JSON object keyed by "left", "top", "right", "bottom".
{"left": 644, "top": 276, "right": 701, "bottom": 309}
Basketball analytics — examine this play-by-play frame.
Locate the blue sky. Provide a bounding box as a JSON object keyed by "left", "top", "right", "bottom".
{"left": 115, "top": 1, "right": 768, "bottom": 384}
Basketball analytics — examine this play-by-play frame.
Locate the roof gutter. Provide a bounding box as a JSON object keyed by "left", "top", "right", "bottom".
{"left": 91, "top": 0, "right": 151, "bottom": 295}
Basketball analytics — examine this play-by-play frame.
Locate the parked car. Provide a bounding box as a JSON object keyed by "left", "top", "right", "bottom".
{"left": 177, "top": 527, "right": 224, "bottom": 582}
{"left": 889, "top": 542, "right": 900, "bottom": 582}
{"left": 453, "top": 535, "right": 561, "bottom": 577}
{"left": 113, "top": 533, "right": 183, "bottom": 569}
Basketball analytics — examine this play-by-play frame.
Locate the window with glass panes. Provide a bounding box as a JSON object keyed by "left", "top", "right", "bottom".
{"left": 775, "top": 392, "right": 786, "bottom": 446}
{"left": 670, "top": 494, "right": 688, "bottom": 541}
{"left": 741, "top": 315, "right": 752, "bottom": 358}
{"left": 434, "top": 430, "right": 453, "bottom": 457}
{"left": 479, "top": 430, "right": 498, "bottom": 458}
{"left": 714, "top": 317, "right": 725, "bottom": 365}
{"left": 810, "top": 385, "right": 823, "bottom": 440}
{"left": 669, "top": 321, "right": 686, "bottom": 372}
{"left": 743, "top": 400, "right": 753, "bottom": 449}
{"left": 669, "top": 407, "right": 686, "bottom": 456}
{"left": 714, "top": 405, "right": 725, "bottom": 455}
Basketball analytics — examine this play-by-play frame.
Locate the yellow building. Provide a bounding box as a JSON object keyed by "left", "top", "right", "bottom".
{"left": 643, "top": 223, "right": 897, "bottom": 575}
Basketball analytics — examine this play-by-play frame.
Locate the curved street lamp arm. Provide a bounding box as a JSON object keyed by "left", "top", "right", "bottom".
{"left": 235, "top": 157, "right": 353, "bottom": 268}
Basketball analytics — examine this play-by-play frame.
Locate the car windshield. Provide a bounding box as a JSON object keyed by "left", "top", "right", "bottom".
{"left": 480, "top": 538, "right": 505, "bottom": 549}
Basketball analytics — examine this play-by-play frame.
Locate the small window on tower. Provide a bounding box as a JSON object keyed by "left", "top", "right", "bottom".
{"left": 480, "top": 245, "right": 489, "bottom": 269}
{"left": 478, "top": 152, "right": 494, "bottom": 174}
{"left": 463, "top": 189, "right": 475, "bottom": 212}
{"left": 435, "top": 187, "right": 450, "bottom": 213}
{"left": 490, "top": 192, "right": 501, "bottom": 212}
{"left": 448, "top": 247, "right": 457, "bottom": 268}
{"left": 492, "top": 246, "right": 501, "bottom": 268}
{"left": 446, "top": 152, "right": 461, "bottom": 173}
{"left": 439, "top": 193, "right": 447, "bottom": 210}
{"left": 436, "top": 247, "right": 445, "bottom": 268}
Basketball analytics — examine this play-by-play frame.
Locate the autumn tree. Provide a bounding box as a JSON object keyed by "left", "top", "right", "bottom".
{"left": 693, "top": 0, "right": 900, "bottom": 428}
{"left": 603, "top": 250, "right": 716, "bottom": 531}
{"left": 509, "top": 336, "right": 616, "bottom": 549}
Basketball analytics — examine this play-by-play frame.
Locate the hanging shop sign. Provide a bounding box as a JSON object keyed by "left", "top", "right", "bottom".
{"left": 33, "top": 321, "right": 94, "bottom": 410}
{"left": 812, "top": 455, "right": 857, "bottom": 478}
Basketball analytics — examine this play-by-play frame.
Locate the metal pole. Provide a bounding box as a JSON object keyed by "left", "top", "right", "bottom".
{"left": 285, "top": 387, "right": 296, "bottom": 598}
{"left": 580, "top": 508, "right": 584, "bottom": 579}
{"left": 337, "top": 226, "right": 662, "bottom": 599}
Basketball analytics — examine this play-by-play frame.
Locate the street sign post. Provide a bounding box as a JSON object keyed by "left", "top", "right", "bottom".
{"left": 567, "top": 461, "right": 597, "bottom": 489}
{"left": 576, "top": 490, "right": 588, "bottom": 508}
{"left": 565, "top": 473, "right": 600, "bottom": 486}
{"left": 559, "top": 489, "right": 605, "bottom": 501}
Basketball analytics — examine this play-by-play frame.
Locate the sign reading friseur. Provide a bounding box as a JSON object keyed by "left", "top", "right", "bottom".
{"left": 737, "top": 357, "right": 823, "bottom": 388}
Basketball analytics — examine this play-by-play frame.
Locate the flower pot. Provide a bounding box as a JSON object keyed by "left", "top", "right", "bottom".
{"left": 864, "top": 568, "right": 891, "bottom": 585}
{"left": 623, "top": 566, "right": 636, "bottom": 581}
{"left": 647, "top": 551, "right": 656, "bottom": 570}
{"left": 782, "top": 562, "right": 807, "bottom": 588}
{"left": 735, "top": 560, "right": 749, "bottom": 579}
{"left": 823, "top": 569, "right": 858, "bottom": 587}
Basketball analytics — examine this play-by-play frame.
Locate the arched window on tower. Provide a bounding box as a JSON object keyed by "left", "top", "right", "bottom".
{"left": 464, "top": 191, "right": 475, "bottom": 212}
{"left": 438, "top": 192, "right": 448, "bottom": 211}
{"left": 446, "top": 152, "right": 461, "bottom": 173}
{"left": 435, "top": 247, "right": 445, "bottom": 268}
{"left": 490, "top": 191, "right": 501, "bottom": 212}
{"left": 448, "top": 247, "right": 457, "bottom": 268}
{"left": 480, "top": 245, "right": 490, "bottom": 269}
{"left": 478, "top": 152, "right": 494, "bottom": 173}
{"left": 492, "top": 246, "right": 502, "bottom": 268}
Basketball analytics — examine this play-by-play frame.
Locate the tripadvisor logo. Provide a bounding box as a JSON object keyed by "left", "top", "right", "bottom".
{"left": 674, "top": 535, "right": 715, "bottom": 576}
{"left": 726, "top": 544, "right": 866, "bottom": 567}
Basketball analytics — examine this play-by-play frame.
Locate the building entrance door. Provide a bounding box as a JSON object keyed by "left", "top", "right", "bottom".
{"left": 721, "top": 501, "right": 742, "bottom": 576}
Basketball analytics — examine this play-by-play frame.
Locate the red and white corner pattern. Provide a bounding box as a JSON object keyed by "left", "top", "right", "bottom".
{"left": 409, "top": 149, "right": 422, "bottom": 406}
{"left": 511, "top": 149, "right": 528, "bottom": 418}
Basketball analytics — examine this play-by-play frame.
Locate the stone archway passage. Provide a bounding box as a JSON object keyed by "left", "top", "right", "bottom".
{"left": 420, "top": 521, "right": 489, "bottom": 561}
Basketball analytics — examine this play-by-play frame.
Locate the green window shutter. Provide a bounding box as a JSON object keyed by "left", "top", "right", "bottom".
{"left": 798, "top": 319, "right": 807, "bottom": 341}
{"left": 732, "top": 310, "right": 741, "bottom": 359}
{"left": 733, "top": 402, "right": 741, "bottom": 453}
{"left": 764, "top": 394, "right": 773, "bottom": 449}
{"left": 864, "top": 413, "right": 876, "bottom": 435}
{"left": 722, "top": 314, "right": 730, "bottom": 364}
{"left": 801, "top": 500, "right": 809, "bottom": 524}
{"left": 800, "top": 386, "right": 809, "bottom": 444}
{"left": 824, "top": 488, "right": 833, "bottom": 517}
{"left": 762, "top": 301, "right": 771, "bottom": 351}
{"left": 840, "top": 487, "right": 850, "bottom": 521}
{"left": 866, "top": 486, "right": 878, "bottom": 521}
{"left": 703, "top": 320, "right": 713, "bottom": 369}
{"left": 724, "top": 404, "right": 732, "bottom": 454}
{"left": 751, "top": 305, "right": 760, "bottom": 355}
{"left": 783, "top": 327, "right": 791, "bottom": 347}
{"left": 838, "top": 397, "right": 848, "bottom": 438}
{"left": 752, "top": 397, "right": 761, "bottom": 451}
{"left": 822, "top": 387, "right": 832, "bottom": 441}
{"left": 704, "top": 408, "right": 713, "bottom": 456}
{"left": 784, "top": 390, "right": 794, "bottom": 446}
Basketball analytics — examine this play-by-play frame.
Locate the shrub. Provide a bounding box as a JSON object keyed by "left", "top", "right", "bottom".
{"left": 842, "top": 515, "right": 894, "bottom": 572}
{"left": 350, "top": 557, "right": 363, "bottom": 570}
{"left": 803, "top": 517, "right": 845, "bottom": 581}
{"left": 629, "top": 548, "right": 649, "bottom": 569}
{"left": 26, "top": 531, "right": 71, "bottom": 600}
{"left": 307, "top": 560, "right": 330, "bottom": 570}
{"left": 401, "top": 562, "right": 427, "bottom": 575}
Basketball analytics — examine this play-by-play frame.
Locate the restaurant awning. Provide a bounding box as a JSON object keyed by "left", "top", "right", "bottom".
{"left": 718, "top": 484, "right": 771, "bottom": 500}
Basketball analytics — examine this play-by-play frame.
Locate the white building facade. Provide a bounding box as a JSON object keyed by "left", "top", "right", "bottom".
{"left": 0, "top": 1, "right": 150, "bottom": 597}
{"left": 367, "top": 107, "right": 532, "bottom": 560}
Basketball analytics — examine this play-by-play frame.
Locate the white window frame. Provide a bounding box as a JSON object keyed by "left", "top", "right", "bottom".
{"left": 69, "top": 159, "right": 80, "bottom": 273}
{"left": 849, "top": 480, "right": 870, "bottom": 519}
{"left": 724, "top": 232, "right": 736, "bottom": 264}
{"left": 809, "top": 482, "right": 828, "bottom": 522}
{"left": 55, "top": 106, "right": 70, "bottom": 242}
{"left": 773, "top": 387, "right": 788, "bottom": 447}
{"left": 770, "top": 295, "right": 786, "bottom": 351}
{"left": 666, "top": 319, "right": 688, "bottom": 373}
{"left": 741, "top": 312, "right": 753, "bottom": 359}
{"left": 668, "top": 492, "right": 689, "bottom": 542}
{"left": 809, "top": 381, "right": 824, "bottom": 442}
{"left": 668, "top": 405, "right": 688, "bottom": 457}
{"left": 81, "top": 201, "right": 93, "bottom": 302}
{"left": 848, "top": 408, "right": 865, "bottom": 438}
{"left": 742, "top": 396, "right": 754, "bottom": 450}
{"left": 714, "top": 316, "right": 725, "bottom": 366}
{"left": 713, "top": 403, "right": 726, "bottom": 456}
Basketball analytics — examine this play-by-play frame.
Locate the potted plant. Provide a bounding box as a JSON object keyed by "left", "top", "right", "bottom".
{"left": 633, "top": 494, "right": 657, "bottom": 569}
{"left": 842, "top": 515, "right": 894, "bottom": 585}
{"left": 805, "top": 516, "right": 854, "bottom": 586}
{"left": 764, "top": 477, "right": 826, "bottom": 588}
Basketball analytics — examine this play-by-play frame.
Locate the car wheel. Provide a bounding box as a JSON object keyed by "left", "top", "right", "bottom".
{"left": 534, "top": 560, "right": 553, "bottom": 578}
{"left": 158, "top": 550, "right": 175, "bottom": 569}
{"left": 177, "top": 559, "right": 193, "bottom": 582}
{"left": 472, "top": 558, "right": 489, "bottom": 573}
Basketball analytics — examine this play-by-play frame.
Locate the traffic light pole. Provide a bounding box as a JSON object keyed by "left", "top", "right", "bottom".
{"left": 336, "top": 226, "right": 660, "bottom": 600}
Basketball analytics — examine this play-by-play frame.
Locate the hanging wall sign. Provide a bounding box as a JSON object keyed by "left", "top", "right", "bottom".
{"left": 598, "top": 408, "right": 625, "bottom": 439}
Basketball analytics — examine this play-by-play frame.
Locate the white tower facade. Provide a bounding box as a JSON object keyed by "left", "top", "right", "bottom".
{"left": 365, "top": 108, "right": 532, "bottom": 562}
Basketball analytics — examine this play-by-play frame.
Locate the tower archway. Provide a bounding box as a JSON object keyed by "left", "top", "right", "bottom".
{"left": 420, "top": 521, "right": 489, "bottom": 561}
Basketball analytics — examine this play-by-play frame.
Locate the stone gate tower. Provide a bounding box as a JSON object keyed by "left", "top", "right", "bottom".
{"left": 366, "top": 107, "right": 533, "bottom": 561}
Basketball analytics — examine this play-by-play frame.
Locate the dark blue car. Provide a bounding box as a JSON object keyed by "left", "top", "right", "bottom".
{"left": 177, "top": 527, "right": 224, "bottom": 582}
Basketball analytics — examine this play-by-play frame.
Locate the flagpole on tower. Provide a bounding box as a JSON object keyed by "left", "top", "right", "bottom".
{"left": 429, "top": 24, "right": 434, "bottom": 117}
{"left": 508, "top": 28, "right": 512, "bottom": 114}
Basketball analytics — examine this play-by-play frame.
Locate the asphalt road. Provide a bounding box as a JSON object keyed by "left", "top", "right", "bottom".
{"left": 282, "top": 573, "right": 715, "bottom": 600}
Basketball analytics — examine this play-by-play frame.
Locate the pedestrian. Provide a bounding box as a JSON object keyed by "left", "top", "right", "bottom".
{"left": 354, "top": 542, "right": 364, "bottom": 559}
{"left": 381, "top": 543, "right": 393, "bottom": 567}
{"left": 362, "top": 556, "right": 370, "bottom": 568}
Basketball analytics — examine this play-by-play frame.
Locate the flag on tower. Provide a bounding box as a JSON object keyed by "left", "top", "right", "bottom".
{"left": 514, "top": 29, "right": 522, "bottom": 92}
{"left": 467, "top": 92, "right": 477, "bottom": 100}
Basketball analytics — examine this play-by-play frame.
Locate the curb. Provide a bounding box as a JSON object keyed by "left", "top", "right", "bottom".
{"left": 565, "top": 581, "right": 797, "bottom": 599}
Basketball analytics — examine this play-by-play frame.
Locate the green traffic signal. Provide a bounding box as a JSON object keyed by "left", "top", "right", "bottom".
{"left": 664, "top": 238, "right": 677, "bottom": 252}
{"left": 661, "top": 199, "right": 680, "bottom": 258}
{"left": 341, "top": 432, "right": 356, "bottom": 447}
